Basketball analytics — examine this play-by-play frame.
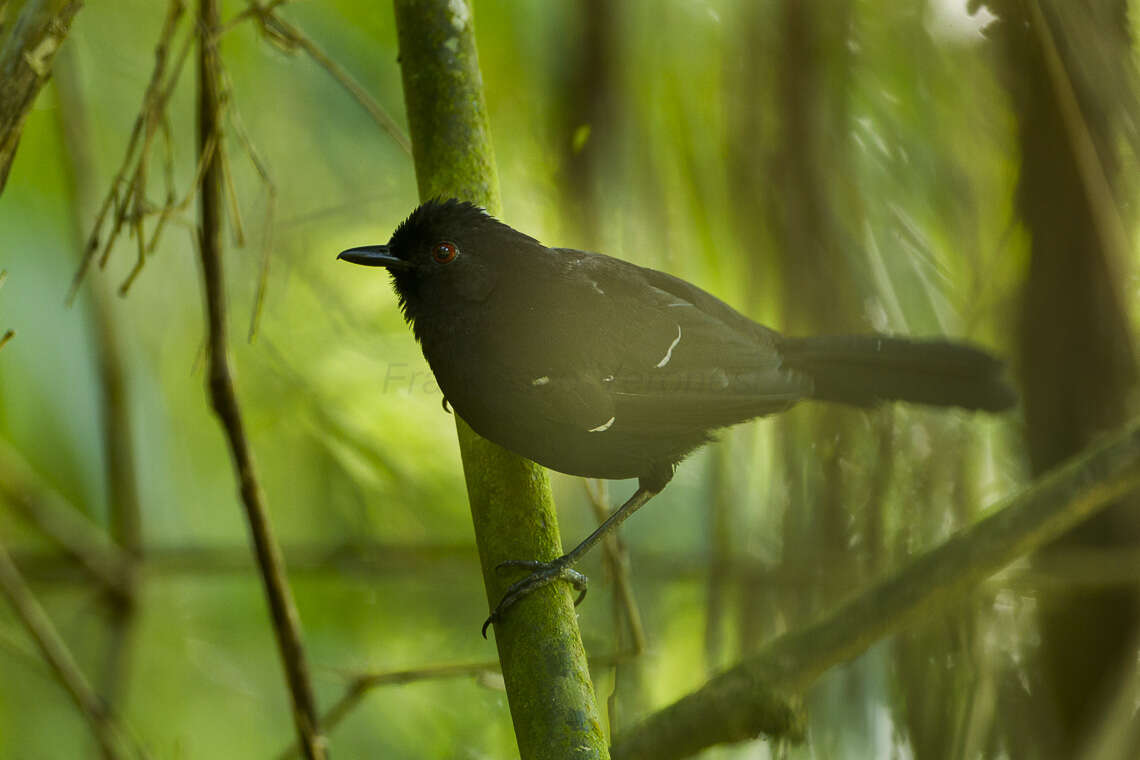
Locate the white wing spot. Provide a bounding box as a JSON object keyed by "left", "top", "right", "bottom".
{"left": 532, "top": 376, "right": 550, "bottom": 386}
{"left": 656, "top": 325, "right": 682, "bottom": 368}
{"left": 591, "top": 280, "right": 605, "bottom": 295}
{"left": 589, "top": 415, "right": 616, "bottom": 433}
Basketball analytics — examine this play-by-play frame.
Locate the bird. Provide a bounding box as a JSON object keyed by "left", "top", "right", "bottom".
{"left": 338, "top": 197, "right": 1016, "bottom": 635}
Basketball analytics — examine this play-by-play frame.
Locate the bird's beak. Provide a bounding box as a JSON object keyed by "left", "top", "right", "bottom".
{"left": 337, "top": 244, "right": 412, "bottom": 269}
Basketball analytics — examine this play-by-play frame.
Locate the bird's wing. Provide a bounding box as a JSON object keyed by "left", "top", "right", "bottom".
{"left": 496, "top": 249, "right": 811, "bottom": 436}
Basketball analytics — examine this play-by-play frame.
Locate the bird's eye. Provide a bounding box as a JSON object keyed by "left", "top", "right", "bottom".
{"left": 432, "top": 241, "right": 458, "bottom": 264}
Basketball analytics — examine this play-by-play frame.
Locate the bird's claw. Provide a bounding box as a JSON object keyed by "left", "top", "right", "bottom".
{"left": 481, "top": 558, "right": 589, "bottom": 638}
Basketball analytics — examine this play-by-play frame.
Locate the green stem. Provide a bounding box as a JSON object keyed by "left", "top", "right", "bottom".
{"left": 391, "top": 2, "right": 608, "bottom": 758}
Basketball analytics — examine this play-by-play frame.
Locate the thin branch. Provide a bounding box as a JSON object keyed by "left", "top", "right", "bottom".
{"left": 1026, "top": 0, "right": 1131, "bottom": 268}
{"left": 275, "top": 660, "right": 501, "bottom": 760}
{"left": 144, "top": 131, "right": 217, "bottom": 255}
{"left": 702, "top": 449, "right": 732, "bottom": 672}
{"left": 277, "top": 649, "right": 641, "bottom": 760}
{"left": 612, "top": 416, "right": 1140, "bottom": 760}
{"left": 219, "top": 0, "right": 292, "bottom": 34}
{"left": 215, "top": 59, "right": 277, "bottom": 341}
{"left": 0, "top": 268, "right": 10, "bottom": 350}
{"left": 66, "top": 0, "right": 199, "bottom": 300}
{"left": 0, "top": 0, "right": 85, "bottom": 193}
{"left": 219, "top": 142, "right": 246, "bottom": 246}
{"left": 584, "top": 479, "right": 646, "bottom": 654}
{"left": 66, "top": 0, "right": 188, "bottom": 302}
{"left": 0, "top": 537, "right": 131, "bottom": 760}
{"left": 586, "top": 478, "right": 649, "bottom": 736}
{"left": 194, "top": 2, "right": 325, "bottom": 757}
{"left": 240, "top": 2, "right": 412, "bottom": 155}
{"left": 119, "top": 131, "right": 218, "bottom": 297}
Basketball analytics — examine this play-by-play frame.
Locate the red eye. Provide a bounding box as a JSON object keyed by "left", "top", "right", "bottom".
{"left": 432, "top": 241, "right": 458, "bottom": 264}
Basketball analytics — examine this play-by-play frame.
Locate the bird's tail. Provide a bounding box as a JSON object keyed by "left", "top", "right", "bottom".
{"left": 779, "top": 335, "right": 1016, "bottom": 412}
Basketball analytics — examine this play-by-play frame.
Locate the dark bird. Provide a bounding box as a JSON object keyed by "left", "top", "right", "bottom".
{"left": 339, "top": 198, "right": 1016, "bottom": 635}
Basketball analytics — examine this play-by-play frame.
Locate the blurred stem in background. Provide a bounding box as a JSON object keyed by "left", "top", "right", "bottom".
{"left": 984, "top": 1, "right": 1140, "bottom": 757}
{"left": 765, "top": 0, "right": 866, "bottom": 627}
{"left": 556, "top": 0, "right": 651, "bottom": 736}
{"left": 556, "top": 0, "right": 619, "bottom": 250}
{"left": 612, "top": 416, "right": 1140, "bottom": 760}
{"left": 726, "top": 0, "right": 874, "bottom": 672}
{"left": 0, "top": 538, "right": 135, "bottom": 759}
{"left": 53, "top": 40, "right": 145, "bottom": 713}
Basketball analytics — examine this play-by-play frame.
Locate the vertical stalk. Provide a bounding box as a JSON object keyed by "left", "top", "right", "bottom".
{"left": 54, "top": 40, "right": 144, "bottom": 709}
{"left": 392, "top": 1, "right": 608, "bottom": 757}
{"left": 195, "top": 2, "right": 324, "bottom": 757}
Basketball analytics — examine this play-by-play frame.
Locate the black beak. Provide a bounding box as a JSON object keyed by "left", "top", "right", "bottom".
{"left": 337, "top": 245, "right": 412, "bottom": 269}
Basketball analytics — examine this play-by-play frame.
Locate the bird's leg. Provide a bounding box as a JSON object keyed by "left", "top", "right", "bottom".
{"left": 482, "top": 481, "right": 661, "bottom": 637}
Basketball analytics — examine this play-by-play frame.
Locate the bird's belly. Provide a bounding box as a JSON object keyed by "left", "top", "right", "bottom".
{"left": 427, "top": 360, "right": 702, "bottom": 481}
{"left": 461, "top": 406, "right": 699, "bottom": 481}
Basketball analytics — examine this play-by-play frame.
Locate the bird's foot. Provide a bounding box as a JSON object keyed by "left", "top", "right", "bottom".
{"left": 481, "top": 557, "right": 588, "bottom": 638}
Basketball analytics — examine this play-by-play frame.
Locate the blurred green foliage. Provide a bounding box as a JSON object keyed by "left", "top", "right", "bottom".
{"left": 0, "top": 0, "right": 1136, "bottom": 758}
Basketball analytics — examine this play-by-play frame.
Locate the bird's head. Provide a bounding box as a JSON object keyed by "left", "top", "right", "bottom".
{"left": 338, "top": 198, "right": 540, "bottom": 327}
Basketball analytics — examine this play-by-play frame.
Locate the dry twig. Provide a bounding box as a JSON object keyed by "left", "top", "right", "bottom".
{"left": 0, "top": 269, "right": 11, "bottom": 350}
{"left": 584, "top": 479, "right": 647, "bottom": 654}
{"left": 0, "top": 0, "right": 84, "bottom": 193}
{"left": 276, "top": 660, "right": 502, "bottom": 760}
{"left": 66, "top": 0, "right": 192, "bottom": 302}
{"left": 233, "top": 1, "right": 412, "bottom": 155}
{"left": 215, "top": 60, "right": 277, "bottom": 341}
{"left": 195, "top": 2, "right": 324, "bottom": 757}
{"left": 277, "top": 649, "right": 641, "bottom": 760}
